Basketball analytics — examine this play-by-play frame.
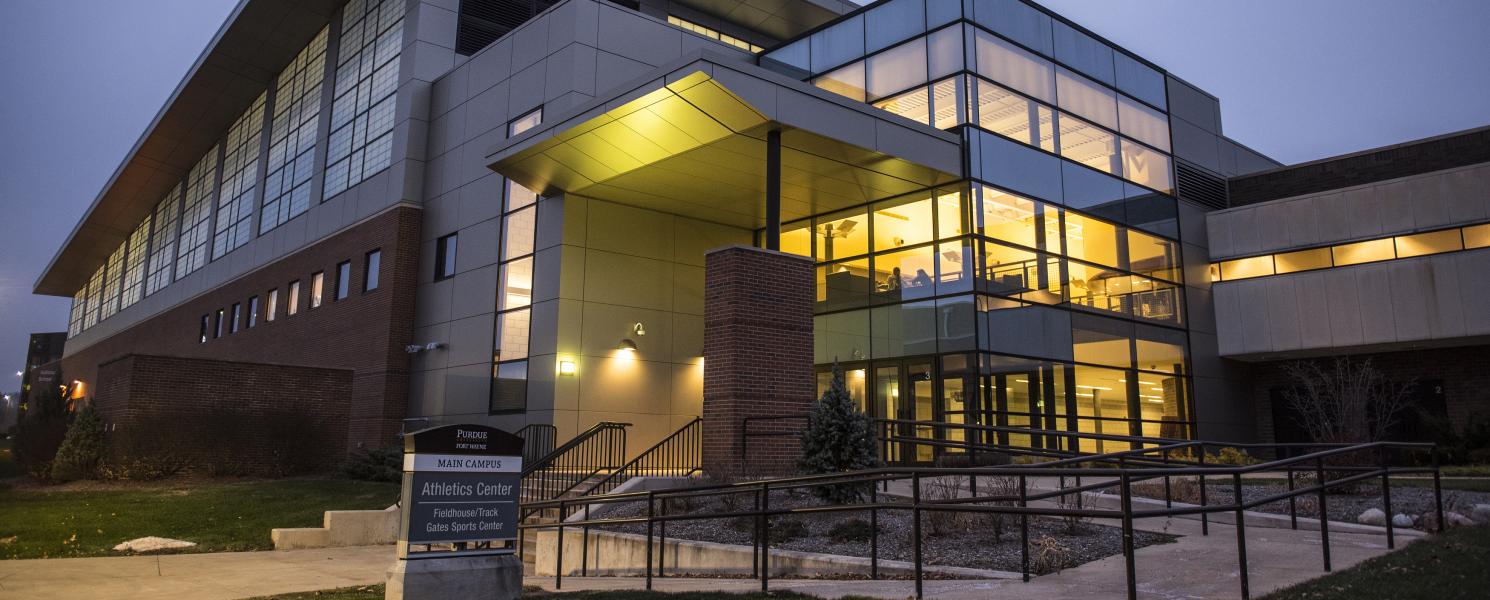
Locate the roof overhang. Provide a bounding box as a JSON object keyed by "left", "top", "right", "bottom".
{"left": 33, "top": 0, "right": 342, "bottom": 297}
{"left": 667, "top": 0, "right": 858, "bottom": 41}
{"left": 487, "top": 55, "right": 962, "bottom": 230}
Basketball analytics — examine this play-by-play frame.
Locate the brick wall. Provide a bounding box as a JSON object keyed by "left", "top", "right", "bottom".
{"left": 701, "top": 245, "right": 815, "bottom": 477}
{"left": 62, "top": 205, "right": 421, "bottom": 455}
{"left": 96, "top": 354, "right": 352, "bottom": 474}
{"left": 1248, "top": 345, "right": 1490, "bottom": 444}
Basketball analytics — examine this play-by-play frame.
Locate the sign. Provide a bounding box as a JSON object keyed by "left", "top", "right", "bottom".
{"left": 398, "top": 424, "right": 525, "bottom": 558}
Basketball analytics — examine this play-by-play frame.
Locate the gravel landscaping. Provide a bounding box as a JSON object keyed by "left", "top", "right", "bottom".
{"left": 590, "top": 486, "right": 1175, "bottom": 576}
{"left": 1130, "top": 477, "right": 1490, "bottom": 529}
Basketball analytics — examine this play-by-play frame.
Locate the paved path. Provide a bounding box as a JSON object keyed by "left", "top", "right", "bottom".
{"left": 0, "top": 546, "right": 393, "bottom": 600}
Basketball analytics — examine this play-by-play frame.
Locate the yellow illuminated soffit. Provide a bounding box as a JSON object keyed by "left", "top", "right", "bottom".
{"left": 494, "top": 71, "right": 770, "bottom": 195}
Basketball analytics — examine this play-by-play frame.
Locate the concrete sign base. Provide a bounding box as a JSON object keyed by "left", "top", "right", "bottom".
{"left": 384, "top": 555, "right": 522, "bottom": 600}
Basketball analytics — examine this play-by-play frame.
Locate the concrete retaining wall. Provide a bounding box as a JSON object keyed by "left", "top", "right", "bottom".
{"left": 272, "top": 505, "right": 400, "bottom": 550}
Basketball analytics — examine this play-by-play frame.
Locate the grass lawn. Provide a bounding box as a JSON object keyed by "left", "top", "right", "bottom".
{"left": 251, "top": 585, "right": 869, "bottom": 600}
{"left": 1261, "top": 525, "right": 1490, "bottom": 600}
{"left": 0, "top": 478, "right": 398, "bottom": 559}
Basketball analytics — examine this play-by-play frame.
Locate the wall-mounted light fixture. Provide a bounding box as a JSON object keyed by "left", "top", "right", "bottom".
{"left": 618, "top": 339, "right": 638, "bottom": 351}
{"left": 558, "top": 360, "right": 577, "bottom": 376}
{"left": 633, "top": 322, "right": 646, "bottom": 337}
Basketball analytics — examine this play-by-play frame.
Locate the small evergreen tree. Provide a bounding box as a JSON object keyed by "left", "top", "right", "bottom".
{"left": 799, "top": 363, "right": 880, "bottom": 502}
{"left": 14, "top": 379, "right": 72, "bottom": 479}
{"left": 51, "top": 402, "right": 107, "bottom": 481}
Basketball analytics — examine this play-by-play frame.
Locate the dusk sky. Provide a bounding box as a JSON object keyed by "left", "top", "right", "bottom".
{"left": 1, "top": 0, "right": 1487, "bottom": 388}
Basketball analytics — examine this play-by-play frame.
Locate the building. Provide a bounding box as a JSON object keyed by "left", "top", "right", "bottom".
{"left": 31, "top": 0, "right": 1484, "bottom": 471}
{"left": 18, "top": 332, "right": 66, "bottom": 410}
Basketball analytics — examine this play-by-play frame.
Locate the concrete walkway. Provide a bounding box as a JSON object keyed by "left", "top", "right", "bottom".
{"left": 526, "top": 514, "right": 1410, "bottom": 599}
{"left": 0, "top": 546, "right": 393, "bottom": 600}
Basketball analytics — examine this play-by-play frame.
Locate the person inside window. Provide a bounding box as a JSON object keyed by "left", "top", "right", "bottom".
{"left": 883, "top": 267, "right": 903, "bottom": 292}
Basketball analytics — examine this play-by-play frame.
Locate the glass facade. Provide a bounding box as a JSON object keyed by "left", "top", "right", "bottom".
{"left": 262, "top": 26, "right": 328, "bottom": 234}
{"left": 773, "top": 0, "right": 1191, "bottom": 455}
{"left": 176, "top": 145, "right": 220, "bottom": 280}
{"left": 491, "top": 109, "right": 544, "bottom": 414}
{"left": 324, "top": 0, "right": 403, "bottom": 199}
{"left": 215, "top": 92, "right": 267, "bottom": 259}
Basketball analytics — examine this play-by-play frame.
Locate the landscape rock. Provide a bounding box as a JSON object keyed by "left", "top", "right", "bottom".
{"left": 1357, "top": 508, "right": 1386, "bottom": 526}
{"left": 113, "top": 537, "right": 196, "bottom": 553}
{"left": 1447, "top": 512, "right": 1475, "bottom": 528}
{"left": 1472, "top": 504, "right": 1490, "bottom": 523}
{"left": 1391, "top": 514, "right": 1414, "bottom": 528}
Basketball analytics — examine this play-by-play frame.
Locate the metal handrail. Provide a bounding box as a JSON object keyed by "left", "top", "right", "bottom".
{"left": 515, "top": 423, "right": 558, "bottom": 466}
{"left": 521, "top": 438, "right": 1442, "bottom": 600}
{"left": 578, "top": 417, "right": 701, "bottom": 497}
{"left": 519, "top": 421, "right": 630, "bottom": 506}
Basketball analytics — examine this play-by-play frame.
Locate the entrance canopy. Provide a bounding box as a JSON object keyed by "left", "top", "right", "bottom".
{"left": 486, "top": 55, "right": 962, "bottom": 230}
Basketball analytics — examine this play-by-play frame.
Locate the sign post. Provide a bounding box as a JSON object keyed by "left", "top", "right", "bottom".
{"left": 385, "top": 424, "right": 524, "bottom": 600}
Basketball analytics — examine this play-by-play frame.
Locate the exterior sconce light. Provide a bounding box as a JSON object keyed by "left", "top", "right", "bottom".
{"left": 558, "top": 360, "right": 577, "bottom": 376}
{"left": 618, "top": 339, "right": 638, "bottom": 351}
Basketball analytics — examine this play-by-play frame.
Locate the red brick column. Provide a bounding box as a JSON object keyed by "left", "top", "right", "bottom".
{"left": 702, "top": 245, "right": 814, "bottom": 477}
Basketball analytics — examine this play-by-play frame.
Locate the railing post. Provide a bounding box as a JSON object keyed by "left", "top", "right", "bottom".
{"left": 581, "top": 502, "right": 590, "bottom": 577}
{"left": 913, "top": 471, "right": 923, "bottom": 600}
{"left": 1020, "top": 474, "right": 1030, "bottom": 583}
{"left": 1162, "top": 448, "right": 1172, "bottom": 508}
{"left": 761, "top": 482, "right": 771, "bottom": 593}
{"left": 1198, "top": 449, "right": 1209, "bottom": 536}
{"left": 645, "top": 491, "right": 655, "bottom": 590}
{"left": 871, "top": 481, "right": 880, "bottom": 580}
{"left": 1316, "top": 456, "right": 1332, "bottom": 572}
{"left": 1380, "top": 447, "right": 1395, "bottom": 549}
{"left": 751, "top": 487, "right": 761, "bottom": 578}
{"left": 659, "top": 495, "right": 669, "bottom": 577}
{"left": 555, "top": 500, "right": 565, "bottom": 590}
{"left": 1287, "top": 462, "right": 1298, "bottom": 530}
{"left": 1233, "top": 472, "right": 1250, "bottom": 600}
{"left": 1432, "top": 448, "right": 1445, "bottom": 533}
{"left": 1121, "top": 472, "right": 1136, "bottom": 600}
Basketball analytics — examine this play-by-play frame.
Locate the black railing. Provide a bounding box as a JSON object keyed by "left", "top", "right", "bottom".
{"left": 522, "top": 438, "right": 1442, "bottom": 600}
{"left": 519, "top": 421, "right": 629, "bottom": 506}
{"left": 515, "top": 423, "right": 558, "bottom": 466}
{"left": 579, "top": 417, "right": 701, "bottom": 497}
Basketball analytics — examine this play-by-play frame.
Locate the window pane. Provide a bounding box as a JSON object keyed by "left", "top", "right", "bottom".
{"left": 816, "top": 208, "right": 870, "bottom": 260}
{"left": 973, "top": 29, "right": 1054, "bottom": 103}
{"left": 974, "top": 77, "right": 1056, "bottom": 152}
{"left": 814, "top": 61, "right": 866, "bottom": 102}
{"left": 1064, "top": 212, "right": 1123, "bottom": 269}
{"left": 1072, "top": 314, "right": 1132, "bottom": 368}
{"left": 1058, "top": 114, "right": 1121, "bottom": 176}
{"left": 503, "top": 206, "right": 536, "bottom": 258}
{"left": 873, "top": 193, "right": 934, "bottom": 251}
{"left": 1133, "top": 278, "right": 1184, "bottom": 325}
{"left": 864, "top": 0, "right": 924, "bottom": 52}
{"left": 1274, "top": 247, "right": 1331, "bottom": 274}
{"left": 1121, "top": 139, "right": 1173, "bottom": 194}
{"left": 1056, "top": 68, "right": 1117, "bottom": 130}
{"left": 818, "top": 258, "right": 871, "bottom": 311}
{"left": 937, "top": 240, "right": 974, "bottom": 295}
{"left": 929, "top": 77, "right": 962, "bottom": 130}
{"left": 311, "top": 272, "right": 324, "bottom": 307}
{"left": 1126, "top": 229, "right": 1179, "bottom": 282}
{"left": 872, "top": 86, "right": 930, "bottom": 126}
{"left": 1332, "top": 238, "right": 1395, "bottom": 266}
{"left": 867, "top": 38, "right": 926, "bottom": 100}
{"left": 927, "top": 25, "right": 962, "bottom": 78}
{"left": 979, "top": 186, "right": 1059, "bottom": 251}
{"left": 364, "top": 250, "right": 381, "bottom": 290}
{"left": 1118, "top": 96, "right": 1170, "bottom": 152}
{"left": 1115, "top": 52, "right": 1167, "bottom": 110}
{"left": 936, "top": 188, "right": 967, "bottom": 239}
{"left": 982, "top": 241, "right": 1063, "bottom": 304}
{"left": 490, "top": 360, "right": 528, "bottom": 413}
{"left": 1218, "top": 256, "right": 1273, "bottom": 280}
{"left": 267, "top": 289, "right": 279, "bottom": 321}
{"left": 336, "top": 261, "right": 351, "bottom": 299}
{"left": 1073, "top": 365, "right": 1130, "bottom": 452}
{"left": 288, "top": 281, "right": 301, "bottom": 315}
{"left": 810, "top": 15, "right": 864, "bottom": 72}
{"left": 495, "top": 309, "right": 530, "bottom": 361}
{"left": 815, "top": 309, "right": 870, "bottom": 364}
{"left": 1395, "top": 229, "right": 1462, "bottom": 258}
{"left": 781, "top": 220, "right": 813, "bottom": 258}
{"left": 872, "top": 246, "right": 936, "bottom": 303}
{"left": 506, "top": 179, "right": 537, "bottom": 211}
{"left": 1068, "top": 261, "right": 1130, "bottom": 317}
{"left": 1464, "top": 223, "right": 1490, "bottom": 249}
{"left": 1135, "top": 324, "right": 1187, "bottom": 374}
{"left": 871, "top": 299, "right": 938, "bottom": 358}
{"left": 1052, "top": 21, "right": 1114, "bottom": 85}
{"left": 509, "top": 108, "right": 542, "bottom": 136}
{"left": 499, "top": 257, "right": 533, "bottom": 310}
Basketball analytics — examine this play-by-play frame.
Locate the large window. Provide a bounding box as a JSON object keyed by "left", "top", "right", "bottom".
{"left": 177, "top": 145, "right": 220, "bottom": 279}
{"left": 120, "top": 214, "right": 151, "bottom": 309}
{"left": 310, "top": 271, "right": 325, "bottom": 308}
{"left": 324, "top": 0, "right": 403, "bottom": 199}
{"left": 214, "top": 92, "right": 266, "bottom": 259}
{"left": 491, "top": 174, "right": 540, "bottom": 414}
{"left": 83, "top": 266, "right": 104, "bottom": 329}
{"left": 99, "top": 242, "right": 126, "bottom": 321}
{"left": 435, "top": 233, "right": 457, "bottom": 280}
{"left": 146, "top": 184, "right": 181, "bottom": 296}
{"left": 335, "top": 260, "right": 351, "bottom": 300}
{"left": 364, "top": 249, "right": 381, "bottom": 291}
{"left": 261, "top": 27, "right": 328, "bottom": 233}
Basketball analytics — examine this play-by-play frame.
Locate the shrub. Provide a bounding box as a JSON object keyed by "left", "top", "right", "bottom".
{"left": 768, "top": 518, "right": 808, "bottom": 544}
{"left": 50, "top": 403, "right": 106, "bottom": 481}
{"left": 1213, "top": 447, "right": 1259, "bottom": 466}
{"left": 343, "top": 446, "right": 402, "bottom": 482}
{"left": 828, "top": 518, "right": 874, "bottom": 543}
{"left": 1031, "top": 535, "right": 1074, "bottom": 574}
{"left": 12, "top": 381, "right": 70, "bottom": 479}
{"left": 924, "top": 478, "right": 968, "bottom": 536}
{"left": 798, "top": 363, "right": 881, "bottom": 503}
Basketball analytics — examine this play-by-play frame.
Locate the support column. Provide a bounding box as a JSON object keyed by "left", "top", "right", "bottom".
{"left": 702, "top": 245, "right": 813, "bottom": 477}
{"left": 764, "top": 129, "right": 781, "bottom": 251}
